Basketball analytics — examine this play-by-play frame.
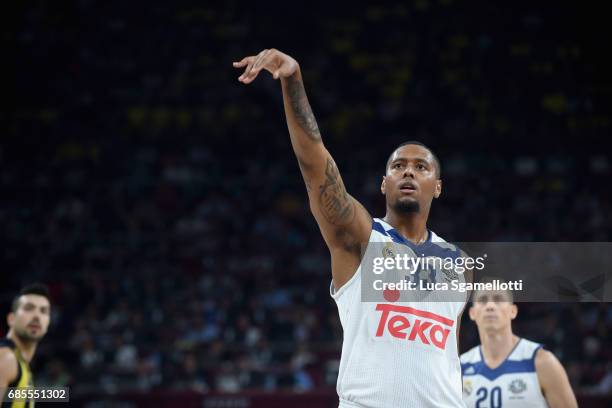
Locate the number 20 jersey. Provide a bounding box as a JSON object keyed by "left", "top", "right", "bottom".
{"left": 460, "top": 338, "right": 548, "bottom": 408}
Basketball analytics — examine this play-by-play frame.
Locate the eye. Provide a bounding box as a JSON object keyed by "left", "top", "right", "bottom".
{"left": 392, "top": 162, "right": 403, "bottom": 169}
{"left": 416, "top": 163, "right": 427, "bottom": 170}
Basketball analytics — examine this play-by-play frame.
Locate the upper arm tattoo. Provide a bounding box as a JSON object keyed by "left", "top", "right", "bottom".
{"left": 319, "top": 158, "right": 355, "bottom": 226}
{"left": 286, "top": 75, "right": 322, "bottom": 141}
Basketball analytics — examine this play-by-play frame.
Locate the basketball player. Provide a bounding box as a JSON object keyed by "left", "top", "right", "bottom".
{"left": 461, "top": 287, "right": 577, "bottom": 407}
{"left": 0, "top": 283, "right": 51, "bottom": 407}
{"left": 235, "top": 49, "right": 468, "bottom": 407}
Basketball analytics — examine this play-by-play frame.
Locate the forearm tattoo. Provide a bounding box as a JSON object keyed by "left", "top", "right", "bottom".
{"left": 287, "top": 75, "right": 322, "bottom": 141}
{"left": 319, "top": 158, "right": 355, "bottom": 225}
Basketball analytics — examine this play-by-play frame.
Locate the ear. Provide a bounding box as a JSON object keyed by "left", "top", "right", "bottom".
{"left": 7, "top": 312, "right": 15, "bottom": 328}
{"left": 434, "top": 179, "right": 442, "bottom": 199}
{"left": 381, "top": 176, "right": 386, "bottom": 195}
{"left": 468, "top": 306, "right": 476, "bottom": 321}
{"left": 510, "top": 304, "right": 518, "bottom": 320}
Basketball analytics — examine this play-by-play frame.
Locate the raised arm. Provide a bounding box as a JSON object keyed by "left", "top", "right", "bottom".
{"left": 234, "top": 49, "right": 372, "bottom": 289}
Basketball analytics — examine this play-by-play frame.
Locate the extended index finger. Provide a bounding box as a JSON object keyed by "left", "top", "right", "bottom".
{"left": 232, "top": 57, "right": 250, "bottom": 68}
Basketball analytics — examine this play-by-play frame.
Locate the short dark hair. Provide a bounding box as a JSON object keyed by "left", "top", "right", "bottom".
{"left": 11, "top": 283, "right": 50, "bottom": 312}
{"left": 386, "top": 141, "right": 441, "bottom": 178}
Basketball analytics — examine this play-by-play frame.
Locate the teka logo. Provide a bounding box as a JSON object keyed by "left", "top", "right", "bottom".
{"left": 375, "top": 304, "right": 454, "bottom": 350}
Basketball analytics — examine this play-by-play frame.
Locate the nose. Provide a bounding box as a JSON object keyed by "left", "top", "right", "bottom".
{"left": 31, "top": 310, "right": 44, "bottom": 322}
{"left": 402, "top": 165, "right": 416, "bottom": 179}
{"left": 485, "top": 301, "right": 496, "bottom": 311}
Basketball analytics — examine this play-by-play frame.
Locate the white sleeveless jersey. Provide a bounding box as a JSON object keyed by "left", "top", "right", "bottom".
{"left": 330, "top": 218, "right": 467, "bottom": 408}
{"left": 460, "top": 338, "right": 548, "bottom": 408}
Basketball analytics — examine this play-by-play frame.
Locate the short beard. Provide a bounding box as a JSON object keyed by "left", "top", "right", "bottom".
{"left": 394, "top": 199, "right": 420, "bottom": 213}
{"left": 15, "top": 327, "right": 42, "bottom": 343}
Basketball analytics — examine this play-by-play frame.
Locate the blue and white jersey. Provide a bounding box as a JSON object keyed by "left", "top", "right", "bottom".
{"left": 460, "top": 338, "right": 548, "bottom": 408}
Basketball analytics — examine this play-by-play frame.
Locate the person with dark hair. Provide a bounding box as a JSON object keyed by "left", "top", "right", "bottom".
{"left": 461, "top": 287, "right": 577, "bottom": 408}
{"left": 0, "top": 283, "right": 51, "bottom": 406}
{"left": 234, "top": 50, "right": 468, "bottom": 407}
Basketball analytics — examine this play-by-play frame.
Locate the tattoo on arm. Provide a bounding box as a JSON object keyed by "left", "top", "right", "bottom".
{"left": 285, "top": 77, "right": 354, "bottom": 225}
{"left": 319, "top": 158, "right": 355, "bottom": 225}
{"left": 287, "top": 75, "right": 322, "bottom": 141}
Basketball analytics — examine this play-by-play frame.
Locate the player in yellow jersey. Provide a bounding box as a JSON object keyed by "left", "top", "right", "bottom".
{"left": 0, "top": 284, "right": 51, "bottom": 407}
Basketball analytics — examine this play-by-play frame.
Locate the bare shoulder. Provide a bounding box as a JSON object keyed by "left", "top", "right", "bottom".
{"left": 534, "top": 348, "right": 570, "bottom": 390}
{"left": 0, "top": 347, "right": 18, "bottom": 384}
{"left": 534, "top": 348, "right": 561, "bottom": 371}
{"left": 534, "top": 348, "right": 578, "bottom": 407}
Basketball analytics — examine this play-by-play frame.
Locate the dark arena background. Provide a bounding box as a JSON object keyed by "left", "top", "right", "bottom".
{"left": 2, "top": 1, "right": 611, "bottom": 407}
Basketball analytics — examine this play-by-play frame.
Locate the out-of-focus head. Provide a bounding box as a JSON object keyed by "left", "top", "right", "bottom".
{"left": 381, "top": 141, "right": 442, "bottom": 214}
{"left": 469, "top": 281, "right": 517, "bottom": 333}
{"left": 8, "top": 283, "right": 51, "bottom": 343}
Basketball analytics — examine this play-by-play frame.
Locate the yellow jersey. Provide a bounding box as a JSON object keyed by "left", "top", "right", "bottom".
{"left": 0, "top": 338, "right": 34, "bottom": 408}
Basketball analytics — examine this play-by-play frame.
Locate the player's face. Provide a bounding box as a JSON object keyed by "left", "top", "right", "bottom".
{"left": 8, "top": 295, "right": 51, "bottom": 342}
{"left": 382, "top": 145, "right": 441, "bottom": 213}
{"left": 469, "top": 291, "right": 517, "bottom": 332}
